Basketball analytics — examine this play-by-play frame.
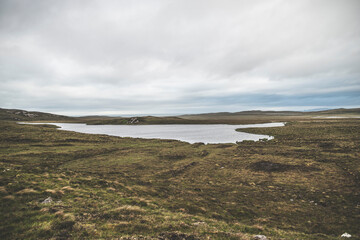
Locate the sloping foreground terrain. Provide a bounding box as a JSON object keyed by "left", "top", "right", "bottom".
{"left": 0, "top": 119, "right": 359, "bottom": 239}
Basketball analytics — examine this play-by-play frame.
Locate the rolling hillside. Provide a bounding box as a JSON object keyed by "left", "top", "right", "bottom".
{"left": 0, "top": 108, "right": 73, "bottom": 121}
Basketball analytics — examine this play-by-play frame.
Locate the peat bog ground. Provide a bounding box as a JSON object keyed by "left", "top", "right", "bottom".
{"left": 0, "top": 119, "right": 359, "bottom": 239}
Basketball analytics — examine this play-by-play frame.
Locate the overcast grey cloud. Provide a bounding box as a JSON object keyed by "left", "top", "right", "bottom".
{"left": 1, "top": 0, "right": 359, "bottom": 115}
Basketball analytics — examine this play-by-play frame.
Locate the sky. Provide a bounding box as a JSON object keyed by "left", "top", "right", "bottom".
{"left": 1, "top": 0, "right": 360, "bottom": 116}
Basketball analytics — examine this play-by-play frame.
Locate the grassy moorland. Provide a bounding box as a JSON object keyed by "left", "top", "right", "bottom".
{"left": 0, "top": 118, "right": 359, "bottom": 239}
{"left": 0, "top": 108, "right": 72, "bottom": 122}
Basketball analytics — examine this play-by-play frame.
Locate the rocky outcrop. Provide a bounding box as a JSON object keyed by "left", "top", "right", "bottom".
{"left": 253, "top": 235, "right": 268, "bottom": 240}
{"left": 41, "top": 196, "right": 53, "bottom": 204}
{"left": 341, "top": 233, "right": 352, "bottom": 238}
{"left": 14, "top": 111, "right": 38, "bottom": 118}
{"left": 128, "top": 117, "right": 139, "bottom": 124}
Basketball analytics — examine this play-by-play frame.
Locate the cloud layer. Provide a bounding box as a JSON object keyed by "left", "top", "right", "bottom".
{"left": 1, "top": 0, "right": 360, "bottom": 115}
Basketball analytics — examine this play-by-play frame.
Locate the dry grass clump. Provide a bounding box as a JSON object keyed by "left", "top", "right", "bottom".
{"left": 0, "top": 186, "right": 7, "bottom": 193}
{"left": 16, "top": 188, "right": 38, "bottom": 195}
{"left": 113, "top": 205, "right": 145, "bottom": 214}
{"left": 3, "top": 195, "right": 15, "bottom": 200}
{"left": 61, "top": 186, "right": 75, "bottom": 191}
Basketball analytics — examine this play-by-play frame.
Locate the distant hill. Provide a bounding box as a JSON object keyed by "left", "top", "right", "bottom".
{"left": 182, "top": 110, "right": 304, "bottom": 117}
{"left": 311, "top": 108, "right": 360, "bottom": 115}
{"left": 0, "top": 108, "right": 73, "bottom": 121}
{"left": 180, "top": 108, "right": 360, "bottom": 119}
{"left": 1, "top": 107, "right": 359, "bottom": 124}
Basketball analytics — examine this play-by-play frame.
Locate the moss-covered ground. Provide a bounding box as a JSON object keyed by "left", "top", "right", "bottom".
{"left": 0, "top": 119, "right": 359, "bottom": 239}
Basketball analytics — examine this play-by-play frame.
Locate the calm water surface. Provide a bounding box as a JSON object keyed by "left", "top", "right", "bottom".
{"left": 21, "top": 122, "right": 284, "bottom": 144}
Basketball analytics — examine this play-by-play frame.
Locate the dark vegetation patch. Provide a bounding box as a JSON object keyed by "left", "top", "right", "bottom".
{"left": 158, "top": 151, "right": 188, "bottom": 161}
{"left": 52, "top": 220, "right": 76, "bottom": 231}
{"left": 192, "top": 142, "right": 205, "bottom": 147}
{"left": 318, "top": 141, "right": 336, "bottom": 149}
{"left": 58, "top": 138, "right": 102, "bottom": 143}
{"left": 166, "top": 162, "right": 197, "bottom": 177}
{"left": 249, "top": 160, "right": 320, "bottom": 172}
{"left": 214, "top": 143, "right": 234, "bottom": 148}
{"left": 198, "top": 150, "right": 209, "bottom": 157}
{"left": 53, "top": 143, "right": 74, "bottom": 147}
{"left": 1, "top": 137, "right": 41, "bottom": 143}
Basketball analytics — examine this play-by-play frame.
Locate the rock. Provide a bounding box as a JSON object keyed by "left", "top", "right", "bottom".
{"left": 128, "top": 117, "right": 139, "bottom": 124}
{"left": 341, "top": 233, "right": 351, "bottom": 238}
{"left": 24, "top": 113, "right": 37, "bottom": 118}
{"left": 41, "top": 196, "right": 53, "bottom": 204}
{"left": 253, "top": 235, "right": 268, "bottom": 240}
